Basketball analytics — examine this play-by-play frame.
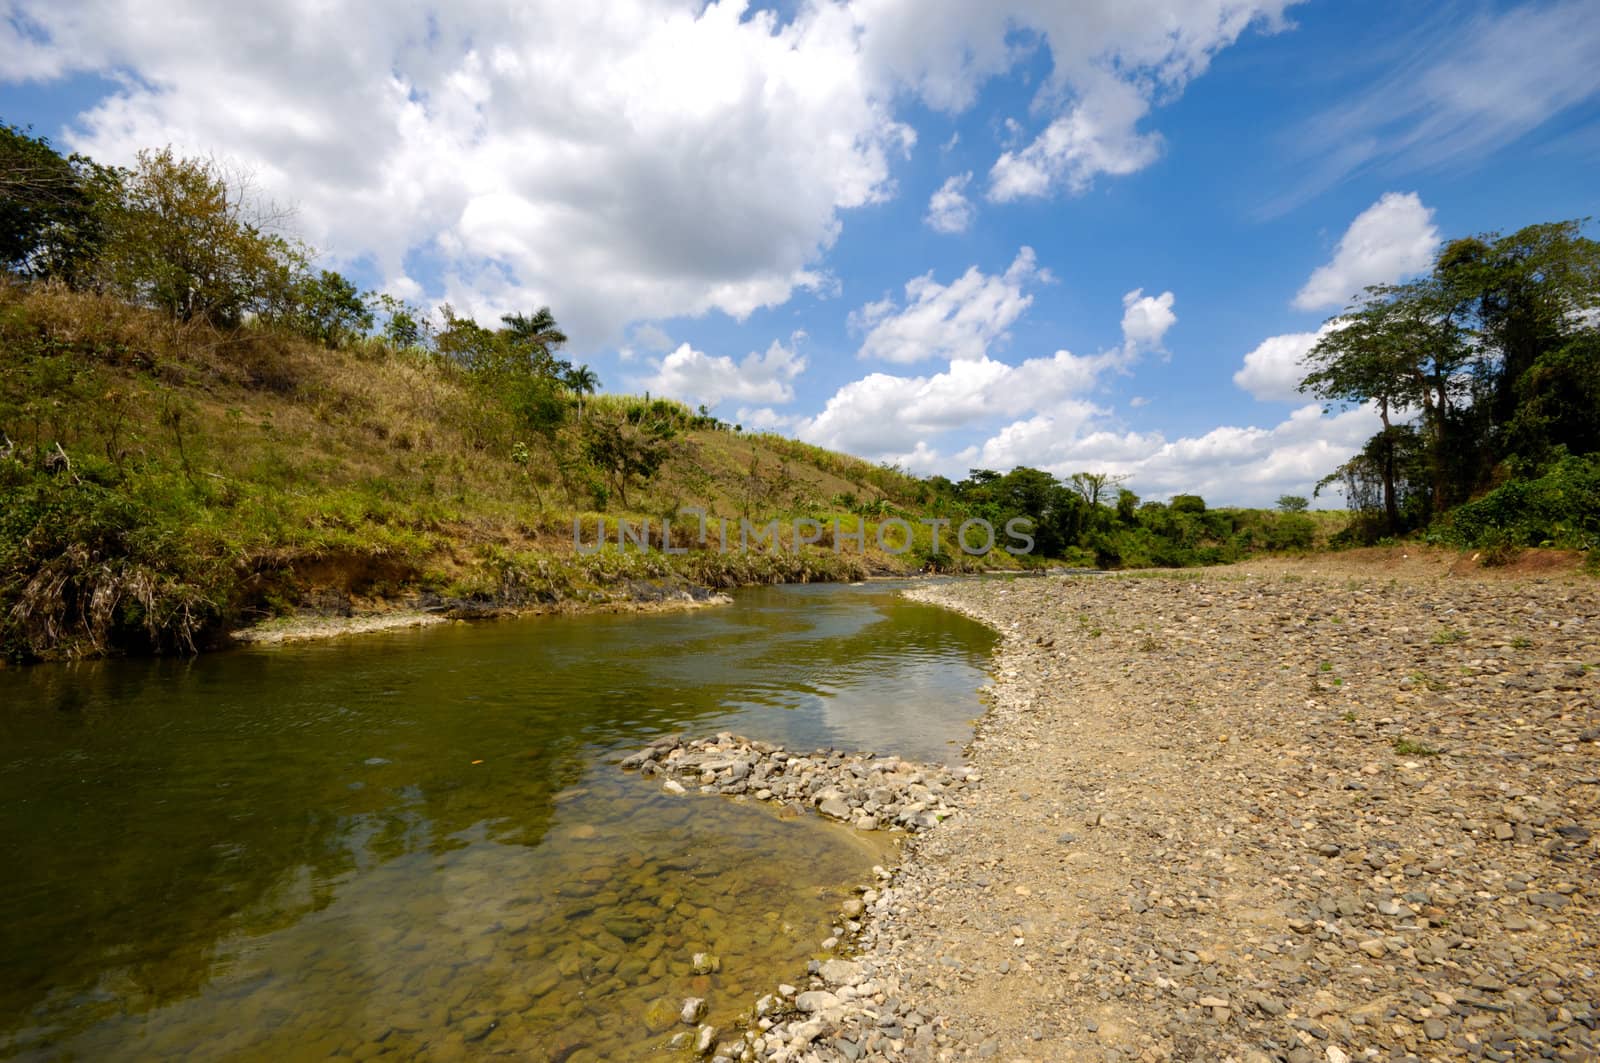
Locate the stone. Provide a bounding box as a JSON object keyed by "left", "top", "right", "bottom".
{"left": 680, "top": 997, "right": 707, "bottom": 1024}
{"left": 795, "top": 990, "right": 841, "bottom": 1013}
{"left": 820, "top": 959, "right": 864, "bottom": 985}
{"left": 818, "top": 796, "right": 852, "bottom": 820}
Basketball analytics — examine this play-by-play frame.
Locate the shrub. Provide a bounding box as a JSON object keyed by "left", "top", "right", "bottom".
{"left": 1446, "top": 453, "right": 1600, "bottom": 550}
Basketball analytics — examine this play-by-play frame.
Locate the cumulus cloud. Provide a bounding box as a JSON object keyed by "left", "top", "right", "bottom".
{"left": 1120, "top": 288, "right": 1177, "bottom": 354}
{"left": 735, "top": 407, "right": 800, "bottom": 432}
{"left": 976, "top": 3, "right": 1298, "bottom": 201}
{"left": 1233, "top": 323, "right": 1343, "bottom": 401}
{"left": 989, "top": 73, "right": 1164, "bottom": 200}
{"left": 925, "top": 172, "right": 975, "bottom": 234}
{"left": 848, "top": 1, "right": 1297, "bottom": 201}
{"left": 2, "top": 1, "right": 1303, "bottom": 344}
{"left": 1293, "top": 192, "right": 1441, "bottom": 311}
{"left": 854, "top": 247, "right": 1043, "bottom": 364}
{"left": 640, "top": 339, "right": 806, "bottom": 409}
{"left": 797, "top": 351, "right": 1107, "bottom": 457}
{"left": 4, "top": 0, "right": 916, "bottom": 347}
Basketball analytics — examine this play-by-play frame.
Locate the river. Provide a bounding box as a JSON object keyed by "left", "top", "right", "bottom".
{"left": 0, "top": 581, "right": 995, "bottom": 1060}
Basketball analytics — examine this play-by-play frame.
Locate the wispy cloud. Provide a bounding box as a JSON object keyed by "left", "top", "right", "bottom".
{"left": 1267, "top": 0, "right": 1600, "bottom": 215}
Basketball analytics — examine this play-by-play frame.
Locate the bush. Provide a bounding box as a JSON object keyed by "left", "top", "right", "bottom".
{"left": 1446, "top": 454, "right": 1600, "bottom": 550}
{"left": 0, "top": 471, "right": 228, "bottom": 659}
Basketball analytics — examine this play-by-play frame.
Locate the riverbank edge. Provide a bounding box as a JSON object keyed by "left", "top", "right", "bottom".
{"left": 225, "top": 564, "right": 1065, "bottom": 650}
{"left": 228, "top": 587, "right": 738, "bottom": 646}
{"left": 620, "top": 587, "right": 1017, "bottom": 1061}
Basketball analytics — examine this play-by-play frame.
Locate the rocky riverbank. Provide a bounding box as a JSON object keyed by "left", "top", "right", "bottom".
{"left": 621, "top": 734, "right": 976, "bottom": 834}
{"left": 860, "top": 567, "right": 1597, "bottom": 1063}
{"left": 614, "top": 564, "right": 1598, "bottom": 1062}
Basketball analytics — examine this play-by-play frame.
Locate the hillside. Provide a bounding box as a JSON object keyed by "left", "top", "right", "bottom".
{"left": 0, "top": 283, "right": 1013, "bottom": 660}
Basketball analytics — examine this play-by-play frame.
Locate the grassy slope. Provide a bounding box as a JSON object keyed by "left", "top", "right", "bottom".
{"left": 1, "top": 284, "right": 1013, "bottom": 659}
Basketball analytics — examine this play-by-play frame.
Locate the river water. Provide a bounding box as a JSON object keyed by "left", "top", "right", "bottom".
{"left": 0, "top": 581, "right": 995, "bottom": 1061}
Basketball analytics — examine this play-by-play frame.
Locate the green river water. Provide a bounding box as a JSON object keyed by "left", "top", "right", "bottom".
{"left": 0, "top": 581, "right": 996, "bottom": 1061}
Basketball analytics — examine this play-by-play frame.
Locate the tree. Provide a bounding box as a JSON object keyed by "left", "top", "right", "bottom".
{"left": 1435, "top": 220, "right": 1600, "bottom": 431}
{"left": 1169, "top": 494, "right": 1206, "bottom": 514}
{"left": 291, "top": 269, "right": 373, "bottom": 348}
{"left": 1301, "top": 286, "right": 1467, "bottom": 530}
{"left": 375, "top": 293, "right": 426, "bottom": 349}
{"left": 101, "top": 148, "right": 299, "bottom": 326}
{"left": 1505, "top": 330, "right": 1600, "bottom": 463}
{"left": 1276, "top": 495, "right": 1309, "bottom": 513}
{"left": 564, "top": 364, "right": 600, "bottom": 419}
{"left": 0, "top": 123, "right": 121, "bottom": 284}
{"left": 1067, "top": 471, "right": 1125, "bottom": 507}
{"left": 581, "top": 408, "right": 678, "bottom": 508}
{"left": 500, "top": 307, "right": 571, "bottom": 379}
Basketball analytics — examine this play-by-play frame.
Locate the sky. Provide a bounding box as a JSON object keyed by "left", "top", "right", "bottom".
{"left": 3, "top": 0, "right": 1597, "bottom": 505}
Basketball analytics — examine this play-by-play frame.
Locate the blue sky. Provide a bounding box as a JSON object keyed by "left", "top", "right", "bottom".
{"left": 3, "top": 0, "right": 1597, "bottom": 504}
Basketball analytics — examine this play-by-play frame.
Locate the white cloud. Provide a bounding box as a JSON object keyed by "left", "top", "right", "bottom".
{"left": 1233, "top": 323, "right": 1343, "bottom": 401}
{"left": 4, "top": 0, "right": 914, "bottom": 347}
{"left": 1129, "top": 395, "right": 1150, "bottom": 408}
{"left": 849, "top": 1, "right": 1297, "bottom": 201}
{"left": 640, "top": 339, "right": 806, "bottom": 409}
{"left": 1120, "top": 288, "right": 1177, "bottom": 354}
{"left": 925, "top": 172, "right": 975, "bottom": 234}
{"left": 630, "top": 324, "right": 675, "bottom": 354}
{"left": 797, "top": 351, "right": 1107, "bottom": 457}
{"left": 989, "top": 73, "right": 1164, "bottom": 200}
{"left": 735, "top": 406, "right": 799, "bottom": 432}
{"left": 854, "top": 247, "right": 1043, "bottom": 364}
{"left": 1293, "top": 192, "right": 1441, "bottom": 311}
{"left": 3, "top": 1, "right": 1302, "bottom": 343}
{"left": 1275, "top": 0, "right": 1600, "bottom": 211}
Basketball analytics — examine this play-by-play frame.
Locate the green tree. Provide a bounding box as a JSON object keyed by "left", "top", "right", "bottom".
{"left": 1169, "top": 494, "right": 1206, "bottom": 514}
{"left": 1301, "top": 287, "right": 1466, "bottom": 530}
{"left": 101, "top": 148, "right": 299, "bottom": 326}
{"left": 500, "top": 307, "right": 571, "bottom": 379}
{"left": 1067, "top": 471, "right": 1124, "bottom": 507}
{"left": 1435, "top": 220, "right": 1600, "bottom": 430}
{"left": 1276, "top": 494, "right": 1309, "bottom": 513}
{"left": 581, "top": 408, "right": 678, "bottom": 508}
{"left": 375, "top": 293, "right": 427, "bottom": 349}
{"left": 1505, "top": 331, "right": 1600, "bottom": 462}
{"left": 563, "top": 364, "right": 600, "bottom": 420}
{"left": 291, "top": 269, "right": 373, "bottom": 348}
{"left": 0, "top": 123, "right": 121, "bottom": 284}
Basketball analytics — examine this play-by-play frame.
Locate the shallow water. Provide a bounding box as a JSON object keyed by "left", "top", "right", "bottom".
{"left": 0, "top": 581, "right": 994, "bottom": 1060}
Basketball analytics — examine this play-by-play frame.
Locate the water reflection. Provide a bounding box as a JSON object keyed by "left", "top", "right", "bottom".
{"left": 0, "top": 581, "right": 992, "bottom": 1059}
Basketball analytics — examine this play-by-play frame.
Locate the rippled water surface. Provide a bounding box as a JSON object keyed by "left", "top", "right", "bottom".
{"left": 0, "top": 581, "right": 995, "bottom": 1060}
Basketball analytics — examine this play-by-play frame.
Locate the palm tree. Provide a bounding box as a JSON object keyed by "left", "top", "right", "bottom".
{"left": 564, "top": 364, "right": 600, "bottom": 419}
{"left": 500, "top": 307, "right": 569, "bottom": 378}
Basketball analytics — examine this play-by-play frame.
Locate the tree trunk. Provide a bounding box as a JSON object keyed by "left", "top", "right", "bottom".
{"left": 1379, "top": 398, "right": 1399, "bottom": 533}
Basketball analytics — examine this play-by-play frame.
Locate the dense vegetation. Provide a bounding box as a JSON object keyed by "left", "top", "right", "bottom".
{"left": 2, "top": 126, "right": 1342, "bottom": 660}
{"left": 1299, "top": 218, "right": 1600, "bottom": 558}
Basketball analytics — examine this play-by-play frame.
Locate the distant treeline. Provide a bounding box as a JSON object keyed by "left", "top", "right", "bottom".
{"left": 905, "top": 468, "right": 1337, "bottom": 570}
